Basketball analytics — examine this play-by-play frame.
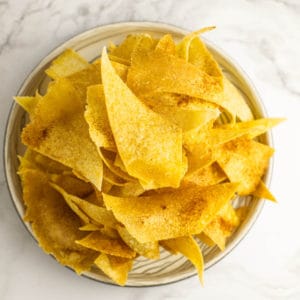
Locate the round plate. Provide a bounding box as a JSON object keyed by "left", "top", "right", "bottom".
{"left": 4, "top": 22, "right": 272, "bottom": 287}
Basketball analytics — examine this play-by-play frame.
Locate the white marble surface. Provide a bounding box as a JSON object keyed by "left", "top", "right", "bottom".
{"left": 1, "top": 0, "right": 300, "bottom": 299}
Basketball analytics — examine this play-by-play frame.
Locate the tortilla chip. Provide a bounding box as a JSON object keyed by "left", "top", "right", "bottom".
{"left": 103, "top": 182, "right": 238, "bottom": 242}
{"left": 252, "top": 180, "right": 276, "bottom": 202}
{"left": 103, "top": 164, "right": 127, "bottom": 186}
{"left": 21, "top": 79, "right": 103, "bottom": 190}
{"left": 76, "top": 231, "right": 136, "bottom": 258}
{"left": 85, "top": 84, "right": 116, "bottom": 150}
{"left": 182, "top": 162, "right": 227, "bottom": 187}
{"left": 79, "top": 223, "right": 102, "bottom": 231}
{"left": 216, "top": 138, "right": 274, "bottom": 195}
{"left": 161, "top": 236, "right": 204, "bottom": 284}
{"left": 101, "top": 48, "right": 185, "bottom": 188}
{"left": 45, "top": 49, "right": 89, "bottom": 79}
{"left": 202, "top": 203, "right": 240, "bottom": 250}
{"left": 155, "top": 34, "right": 176, "bottom": 54}
{"left": 94, "top": 253, "right": 133, "bottom": 286}
{"left": 127, "top": 49, "right": 223, "bottom": 103}
{"left": 117, "top": 225, "right": 159, "bottom": 259}
{"left": 51, "top": 183, "right": 117, "bottom": 228}
{"left": 66, "top": 64, "right": 101, "bottom": 100}
{"left": 109, "top": 181, "right": 145, "bottom": 197}
{"left": 218, "top": 118, "right": 285, "bottom": 139}
{"left": 50, "top": 173, "right": 93, "bottom": 198}
{"left": 14, "top": 91, "right": 41, "bottom": 115}
{"left": 22, "top": 169, "right": 97, "bottom": 273}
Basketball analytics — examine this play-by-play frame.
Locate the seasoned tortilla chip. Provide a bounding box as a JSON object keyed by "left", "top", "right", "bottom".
{"left": 202, "top": 203, "right": 240, "bottom": 250}
{"left": 94, "top": 253, "right": 133, "bottom": 286}
{"left": 14, "top": 91, "right": 41, "bottom": 115}
{"left": 117, "top": 225, "right": 159, "bottom": 259}
{"left": 216, "top": 138, "right": 274, "bottom": 195}
{"left": 182, "top": 162, "right": 227, "bottom": 187}
{"left": 218, "top": 118, "right": 285, "bottom": 139}
{"left": 21, "top": 79, "right": 103, "bottom": 190}
{"left": 103, "top": 182, "right": 238, "bottom": 242}
{"left": 161, "top": 236, "right": 204, "bottom": 284}
{"left": 127, "top": 49, "right": 223, "bottom": 103}
{"left": 22, "top": 169, "right": 97, "bottom": 273}
{"left": 45, "top": 49, "right": 89, "bottom": 79}
{"left": 85, "top": 84, "right": 116, "bottom": 150}
{"left": 51, "top": 183, "right": 117, "bottom": 228}
{"left": 155, "top": 34, "right": 176, "bottom": 54}
{"left": 101, "top": 48, "right": 185, "bottom": 188}
{"left": 76, "top": 231, "right": 136, "bottom": 258}
{"left": 252, "top": 180, "right": 276, "bottom": 202}
{"left": 109, "top": 181, "right": 145, "bottom": 197}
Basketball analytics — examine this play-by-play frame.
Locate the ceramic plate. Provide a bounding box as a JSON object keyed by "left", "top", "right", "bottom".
{"left": 4, "top": 22, "right": 272, "bottom": 286}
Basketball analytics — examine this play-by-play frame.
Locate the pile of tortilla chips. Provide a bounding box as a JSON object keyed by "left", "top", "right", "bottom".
{"left": 15, "top": 27, "right": 283, "bottom": 286}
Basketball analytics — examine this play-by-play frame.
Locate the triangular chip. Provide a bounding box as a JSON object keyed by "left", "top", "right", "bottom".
{"left": 94, "top": 253, "right": 133, "bottom": 286}
{"left": 103, "top": 182, "right": 238, "bottom": 242}
{"left": 14, "top": 91, "right": 41, "bottom": 115}
{"left": 45, "top": 49, "right": 89, "bottom": 79}
{"left": 22, "top": 169, "right": 97, "bottom": 273}
{"left": 216, "top": 138, "right": 274, "bottom": 195}
{"left": 218, "top": 118, "right": 285, "bottom": 139}
{"left": 85, "top": 84, "right": 116, "bottom": 150}
{"left": 161, "top": 236, "right": 204, "bottom": 284}
{"left": 21, "top": 79, "right": 103, "bottom": 190}
{"left": 117, "top": 225, "right": 159, "bottom": 259}
{"left": 202, "top": 203, "right": 240, "bottom": 251}
{"left": 155, "top": 34, "right": 176, "bottom": 54}
{"left": 51, "top": 183, "right": 118, "bottom": 228}
{"left": 127, "top": 49, "right": 223, "bottom": 103}
{"left": 182, "top": 162, "right": 227, "bottom": 187}
{"left": 76, "top": 231, "right": 136, "bottom": 259}
{"left": 252, "top": 180, "right": 276, "bottom": 202}
{"left": 101, "top": 48, "right": 184, "bottom": 188}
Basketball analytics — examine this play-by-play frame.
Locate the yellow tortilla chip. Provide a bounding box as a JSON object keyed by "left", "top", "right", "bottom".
{"left": 76, "top": 231, "right": 136, "bottom": 258}
{"left": 182, "top": 162, "right": 227, "bottom": 187}
{"left": 51, "top": 183, "right": 117, "bottom": 228}
{"left": 45, "top": 49, "right": 89, "bottom": 79}
{"left": 103, "top": 182, "right": 238, "bottom": 242}
{"left": 85, "top": 84, "right": 116, "bottom": 150}
{"left": 176, "top": 27, "right": 216, "bottom": 63}
{"left": 94, "top": 253, "right": 133, "bottom": 286}
{"left": 252, "top": 180, "right": 276, "bottom": 202}
{"left": 202, "top": 203, "right": 240, "bottom": 251}
{"left": 155, "top": 34, "right": 176, "bottom": 54}
{"left": 14, "top": 91, "right": 42, "bottom": 115}
{"left": 21, "top": 79, "right": 103, "bottom": 190}
{"left": 109, "top": 181, "right": 145, "bottom": 197}
{"left": 117, "top": 225, "right": 159, "bottom": 259}
{"left": 127, "top": 49, "right": 223, "bottom": 103}
{"left": 216, "top": 138, "right": 274, "bottom": 195}
{"left": 219, "top": 117, "right": 285, "bottom": 139}
{"left": 103, "top": 164, "right": 127, "bottom": 186}
{"left": 79, "top": 223, "right": 102, "bottom": 231}
{"left": 66, "top": 64, "right": 101, "bottom": 100}
{"left": 161, "top": 236, "right": 204, "bottom": 284}
{"left": 50, "top": 173, "right": 93, "bottom": 198}
{"left": 101, "top": 48, "right": 185, "bottom": 188}
{"left": 22, "top": 169, "right": 97, "bottom": 273}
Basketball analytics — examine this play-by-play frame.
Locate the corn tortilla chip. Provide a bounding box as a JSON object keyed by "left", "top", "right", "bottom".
{"left": 103, "top": 182, "right": 238, "bottom": 242}
{"left": 94, "top": 253, "right": 133, "bottom": 286}
{"left": 216, "top": 138, "right": 274, "bottom": 195}
{"left": 76, "top": 231, "right": 136, "bottom": 258}
{"left": 161, "top": 236, "right": 204, "bottom": 284}
{"left": 46, "top": 49, "right": 89, "bottom": 79}
{"left": 252, "top": 180, "right": 276, "bottom": 202}
{"left": 22, "top": 169, "right": 97, "bottom": 273}
{"left": 21, "top": 79, "right": 103, "bottom": 190}
{"left": 117, "top": 225, "right": 159, "bottom": 259}
{"left": 101, "top": 48, "right": 185, "bottom": 188}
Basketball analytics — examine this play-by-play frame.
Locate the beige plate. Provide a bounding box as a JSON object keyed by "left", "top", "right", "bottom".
{"left": 4, "top": 22, "right": 273, "bottom": 287}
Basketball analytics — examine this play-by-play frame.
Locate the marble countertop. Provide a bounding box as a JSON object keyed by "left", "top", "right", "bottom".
{"left": 1, "top": 0, "right": 300, "bottom": 299}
